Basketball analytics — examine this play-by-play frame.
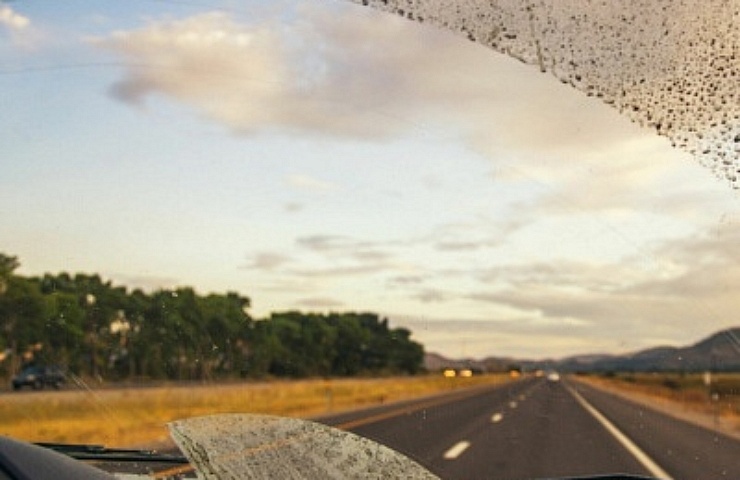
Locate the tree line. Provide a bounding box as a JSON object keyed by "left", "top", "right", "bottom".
{"left": 0, "top": 253, "right": 424, "bottom": 382}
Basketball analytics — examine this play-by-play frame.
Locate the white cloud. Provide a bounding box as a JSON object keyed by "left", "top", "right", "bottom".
{"left": 295, "top": 235, "right": 350, "bottom": 252}
{"left": 96, "top": 5, "right": 607, "bottom": 142}
{"left": 94, "top": 3, "right": 733, "bottom": 220}
{"left": 0, "top": 5, "right": 29, "bottom": 31}
{"left": 286, "top": 174, "right": 338, "bottom": 194}
{"left": 294, "top": 236, "right": 395, "bottom": 264}
{"left": 95, "top": 8, "right": 424, "bottom": 138}
{"left": 456, "top": 219, "right": 740, "bottom": 351}
{"left": 283, "top": 201, "right": 304, "bottom": 213}
{"left": 291, "top": 264, "right": 388, "bottom": 279}
{"left": 414, "top": 288, "right": 450, "bottom": 303}
{"left": 0, "top": 4, "right": 41, "bottom": 48}
{"left": 388, "top": 274, "right": 427, "bottom": 285}
{"left": 293, "top": 296, "right": 345, "bottom": 308}
{"left": 243, "top": 252, "right": 292, "bottom": 271}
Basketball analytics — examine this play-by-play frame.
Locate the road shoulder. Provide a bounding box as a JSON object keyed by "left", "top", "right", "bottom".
{"left": 570, "top": 376, "right": 740, "bottom": 441}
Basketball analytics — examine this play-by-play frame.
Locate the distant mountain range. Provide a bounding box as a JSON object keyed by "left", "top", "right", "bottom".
{"left": 425, "top": 327, "right": 740, "bottom": 373}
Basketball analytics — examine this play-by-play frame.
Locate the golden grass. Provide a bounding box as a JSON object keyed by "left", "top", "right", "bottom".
{"left": 576, "top": 373, "right": 740, "bottom": 434}
{"left": 0, "top": 374, "right": 509, "bottom": 447}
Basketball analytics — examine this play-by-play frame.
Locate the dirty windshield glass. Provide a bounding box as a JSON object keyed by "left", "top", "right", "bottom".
{"left": 0, "top": 0, "right": 738, "bottom": 479}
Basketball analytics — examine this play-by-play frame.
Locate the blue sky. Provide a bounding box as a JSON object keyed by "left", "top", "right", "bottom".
{"left": 2, "top": 0, "right": 738, "bottom": 358}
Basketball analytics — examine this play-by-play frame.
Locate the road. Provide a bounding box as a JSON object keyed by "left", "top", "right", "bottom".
{"left": 317, "top": 377, "right": 740, "bottom": 480}
{"left": 97, "top": 376, "right": 739, "bottom": 479}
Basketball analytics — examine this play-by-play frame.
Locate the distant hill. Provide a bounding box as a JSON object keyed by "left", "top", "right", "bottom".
{"left": 425, "top": 327, "right": 740, "bottom": 373}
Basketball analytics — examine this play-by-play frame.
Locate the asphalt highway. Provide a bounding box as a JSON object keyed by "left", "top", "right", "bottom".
{"left": 95, "top": 376, "right": 739, "bottom": 479}
{"left": 318, "top": 377, "right": 740, "bottom": 480}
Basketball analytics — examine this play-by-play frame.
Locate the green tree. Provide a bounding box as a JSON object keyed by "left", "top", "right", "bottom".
{"left": 0, "top": 253, "right": 425, "bottom": 382}
{"left": 44, "top": 291, "right": 86, "bottom": 372}
{"left": 0, "top": 253, "right": 20, "bottom": 294}
{"left": 329, "top": 314, "right": 369, "bottom": 376}
{"left": 199, "top": 292, "right": 251, "bottom": 377}
{"left": 387, "top": 327, "right": 424, "bottom": 374}
{"left": 0, "top": 275, "right": 48, "bottom": 376}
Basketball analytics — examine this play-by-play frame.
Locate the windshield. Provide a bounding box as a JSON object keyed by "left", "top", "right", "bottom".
{"left": 1, "top": 1, "right": 738, "bottom": 479}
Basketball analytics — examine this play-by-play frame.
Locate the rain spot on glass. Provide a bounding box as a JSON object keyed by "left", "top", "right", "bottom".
{"left": 352, "top": 0, "right": 740, "bottom": 188}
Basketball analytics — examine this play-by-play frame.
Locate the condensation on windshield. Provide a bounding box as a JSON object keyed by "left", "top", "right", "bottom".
{"left": 351, "top": 0, "right": 739, "bottom": 188}
{"left": 169, "top": 414, "right": 439, "bottom": 479}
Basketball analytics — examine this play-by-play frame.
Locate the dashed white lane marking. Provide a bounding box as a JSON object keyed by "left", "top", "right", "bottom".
{"left": 567, "top": 386, "right": 673, "bottom": 480}
{"left": 443, "top": 441, "right": 471, "bottom": 460}
{"left": 491, "top": 413, "right": 504, "bottom": 423}
{"left": 508, "top": 401, "right": 518, "bottom": 409}
{"left": 518, "top": 394, "right": 526, "bottom": 401}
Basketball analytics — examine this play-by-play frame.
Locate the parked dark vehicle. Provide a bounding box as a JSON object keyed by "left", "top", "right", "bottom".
{"left": 11, "top": 366, "right": 66, "bottom": 391}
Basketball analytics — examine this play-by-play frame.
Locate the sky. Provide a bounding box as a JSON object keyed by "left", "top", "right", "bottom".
{"left": 1, "top": 0, "right": 739, "bottom": 359}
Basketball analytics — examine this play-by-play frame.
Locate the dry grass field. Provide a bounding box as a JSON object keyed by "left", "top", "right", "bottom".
{"left": 0, "top": 374, "right": 509, "bottom": 447}
{"left": 577, "top": 373, "right": 740, "bottom": 436}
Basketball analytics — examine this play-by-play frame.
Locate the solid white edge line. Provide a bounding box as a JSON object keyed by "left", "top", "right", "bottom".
{"left": 567, "top": 385, "right": 673, "bottom": 480}
{"left": 443, "top": 441, "right": 471, "bottom": 460}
